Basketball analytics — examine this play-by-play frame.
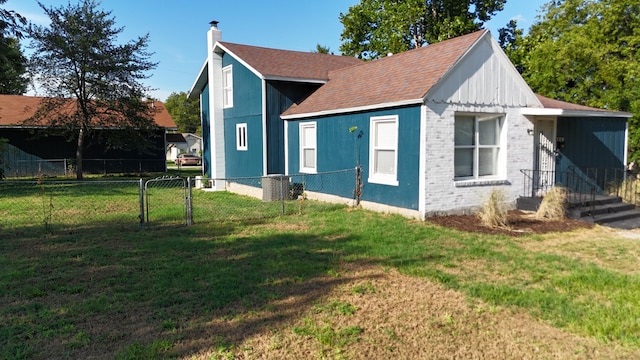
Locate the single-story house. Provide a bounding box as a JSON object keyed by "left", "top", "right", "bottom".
{"left": 0, "top": 94, "right": 177, "bottom": 176}
{"left": 189, "top": 22, "right": 631, "bottom": 219}
{"left": 166, "top": 133, "right": 202, "bottom": 161}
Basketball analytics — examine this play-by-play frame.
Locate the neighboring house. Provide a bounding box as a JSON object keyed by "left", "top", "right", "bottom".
{"left": 166, "top": 133, "right": 187, "bottom": 161}
{"left": 166, "top": 133, "right": 202, "bottom": 161}
{"left": 190, "top": 23, "right": 631, "bottom": 219}
{"left": 0, "top": 94, "right": 177, "bottom": 175}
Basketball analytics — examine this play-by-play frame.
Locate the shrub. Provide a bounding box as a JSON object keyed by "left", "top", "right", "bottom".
{"left": 477, "top": 189, "right": 509, "bottom": 228}
{"left": 536, "top": 186, "right": 567, "bottom": 220}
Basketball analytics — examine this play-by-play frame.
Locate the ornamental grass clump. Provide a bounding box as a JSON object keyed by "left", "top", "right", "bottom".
{"left": 536, "top": 186, "right": 567, "bottom": 220}
{"left": 477, "top": 189, "right": 509, "bottom": 228}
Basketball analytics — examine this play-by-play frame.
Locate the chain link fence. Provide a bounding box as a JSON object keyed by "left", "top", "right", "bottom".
{"left": 2, "top": 143, "right": 167, "bottom": 177}
{"left": 1, "top": 168, "right": 359, "bottom": 234}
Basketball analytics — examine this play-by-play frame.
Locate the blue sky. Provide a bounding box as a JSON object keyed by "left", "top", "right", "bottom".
{"left": 5, "top": 0, "right": 548, "bottom": 101}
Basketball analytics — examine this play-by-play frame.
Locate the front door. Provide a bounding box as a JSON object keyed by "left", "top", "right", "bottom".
{"left": 533, "top": 118, "right": 556, "bottom": 195}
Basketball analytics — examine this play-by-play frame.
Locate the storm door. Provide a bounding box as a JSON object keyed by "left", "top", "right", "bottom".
{"left": 533, "top": 119, "right": 556, "bottom": 195}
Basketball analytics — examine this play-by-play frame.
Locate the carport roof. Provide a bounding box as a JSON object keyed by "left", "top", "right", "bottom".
{"left": 522, "top": 94, "right": 632, "bottom": 118}
{"left": 0, "top": 94, "right": 178, "bottom": 128}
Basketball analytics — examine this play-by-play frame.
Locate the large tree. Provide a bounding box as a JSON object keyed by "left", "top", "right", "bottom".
{"left": 339, "top": 0, "right": 506, "bottom": 59}
{"left": 26, "top": 0, "right": 158, "bottom": 179}
{"left": 0, "top": 0, "right": 28, "bottom": 94}
{"left": 0, "top": 37, "right": 28, "bottom": 94}
{"left": 507, "top": 0, "right": 640, "bottom": 162}
{"left": 164, "top": 91, "right": 200, "bottom": 135}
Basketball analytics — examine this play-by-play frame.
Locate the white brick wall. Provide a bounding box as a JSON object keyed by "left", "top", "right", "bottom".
{"left": 423, "top": 102, "right": 535, "bottom": 216}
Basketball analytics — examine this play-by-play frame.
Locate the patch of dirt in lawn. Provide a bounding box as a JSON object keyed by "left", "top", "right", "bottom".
{"left": 427, "top": 210, "right": 594, "bottom": 236}
{"left": 186, "top": 263, "right": 637, "bottom": 359}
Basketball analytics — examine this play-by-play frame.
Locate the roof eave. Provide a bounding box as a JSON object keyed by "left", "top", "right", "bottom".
{"left": 281, "top": 99, "right": 423, "bottom": 120}
{"left": 264, "top": 75, "right": 327, "bottom": 84}
{"left": 188, "top": 59, "right": 209, "bottom": 100}
{"left": 521, "top": 108, "right": 632, "bottom": 118}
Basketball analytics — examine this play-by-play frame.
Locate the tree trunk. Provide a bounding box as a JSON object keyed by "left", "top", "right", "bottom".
{"left": 76, "top": 128, "right": 84, "bottom": 180}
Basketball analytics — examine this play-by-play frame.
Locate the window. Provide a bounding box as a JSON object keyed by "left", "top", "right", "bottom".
{"left": 299, "top": 122, "right": 316, "bottom": 173}
{"left": 236, "top": 123, "right": 247, "bottom": 151}
{"left": 369, "top": 115, "right": 399, "bottom": 186}
{"left": 454, "top": 114, "right": 502, "bottom": 179}
{"left": 222, "top": 65, "right": 233, "bottom": 108}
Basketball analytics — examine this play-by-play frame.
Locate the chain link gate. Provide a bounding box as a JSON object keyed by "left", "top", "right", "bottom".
{"left": 142, "top": 176, "right": 192, "bottom": 228}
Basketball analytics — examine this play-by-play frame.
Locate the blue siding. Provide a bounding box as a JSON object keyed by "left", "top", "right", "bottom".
{"left": 200, "top": 84, "right": 211, "bottom": 177}
{"left": 222, "top": 54, "right": 264, "bottom": 177}
{"left": 556, "top": 116, "right": 627, "bottom": 192}
{"left": 266, "top": 81, "right": 321, "bottom": 174}
{"left": 556, "top": 117, "right": 626, "bottom": 172}
{"left": 287, "top": 106, "right": 421, "bottom": 210}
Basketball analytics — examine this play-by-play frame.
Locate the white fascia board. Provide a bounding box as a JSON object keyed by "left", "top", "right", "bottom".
{"left": 521, "top": 107, "right": 633, "bottom": 118}
{"left": 281, "top": 99, "right": 423, "bottom": 120}
{"left": 188, "top": 59, "right": 209, "bottom": 100}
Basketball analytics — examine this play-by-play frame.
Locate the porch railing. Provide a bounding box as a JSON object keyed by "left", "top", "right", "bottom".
{"left": 521, "top": 166, "right": 640, "bottom": 211}
{"left": 520, "top": 169, "right": 596, "bottom": 211}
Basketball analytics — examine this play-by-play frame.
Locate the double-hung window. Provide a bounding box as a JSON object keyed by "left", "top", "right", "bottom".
{"left": 369, "top": 115, "right": 399, "bottom": 186}
{"left": 222, "top": 65, "right": 233, "bottom": 108}
{"left": 236, "top": 123, "right": 247, "bottom": 151}
{"left": 299, "top": 122, "right": 316, "bottom": 173}
{"left": 454, "top": 114, "right": 502, "bottom": 179}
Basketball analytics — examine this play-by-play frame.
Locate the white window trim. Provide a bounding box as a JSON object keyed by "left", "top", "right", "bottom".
{"left": 299, "top": 122, "right": 317, "bottom": 174}
{"left": 368, "top": 115, "right": 399, "bottom": 186}
{"left": 222, "top": 65, "right": 233, "bottom": 108}
{"left": 454, "top": 113, "right": 505, "bottom": 182}
{"left": 236, "top": 123, "right": 247, "bottom": 151}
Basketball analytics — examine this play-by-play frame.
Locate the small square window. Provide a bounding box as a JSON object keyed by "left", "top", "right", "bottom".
{"left": 454, "top": 114, "right": 503, "bottom": 179}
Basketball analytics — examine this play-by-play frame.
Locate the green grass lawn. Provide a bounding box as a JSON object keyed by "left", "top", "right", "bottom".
{"left": 1, "top": 184, "right": 640, "bottom": 358}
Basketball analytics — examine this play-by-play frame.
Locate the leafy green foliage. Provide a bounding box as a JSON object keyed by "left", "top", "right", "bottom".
{"left": 313, "top": 44, "right": 332, "bottom": 54}
{"left": 164, "top": 91, "right": 200, "bottom": 134}
{"left": 0, "top": 0, "right": 28, "bottom": 94}
{"left": 0, "top": 37, "right": 27, "bottom": 94}
{"left": 339, "top": 0, "right": 506, "bottom": 59}
{"left": 26, "top": 0, "right": 158, "bottom": 179}
{"left": 502, "top": 0, "right": 640, "bottom": 161}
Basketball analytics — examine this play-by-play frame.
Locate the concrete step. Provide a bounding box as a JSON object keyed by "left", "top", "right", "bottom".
{"left": 592, "top": 209, "right": 640, "bottom": 225}
{"left": 569, "top": 201, "right": 636, "bottom": 218}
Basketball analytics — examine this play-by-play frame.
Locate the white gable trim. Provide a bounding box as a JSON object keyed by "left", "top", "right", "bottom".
{"left": 216, "top": 42, "right": 265, "bottom": 80}
{"left": 281, "top": 99, "right": 423, "bottom": 120}
{"left": 188, "top": 60, "right": 208, "bottom": 100}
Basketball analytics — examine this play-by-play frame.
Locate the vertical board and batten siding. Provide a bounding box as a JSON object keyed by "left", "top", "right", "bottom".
{"left": 422, "top": 36, "right": 539, "bottom": 215}
{"left": 555, "top": 117, "right": 627, "bottom": 175}
{"left": 222, "top": 54, "right": 264, "bottom": 178}
{"left": 200, "top": 85, "right": 211, "bottom": 177}
{"left": 428, "top": 36, "right": 539, "bottom": 108}
{"left": 287, "top": 106, "right": 422, "bottom": 210}
{"left": 266, "top": 81, "right": 322, "bottom": 175}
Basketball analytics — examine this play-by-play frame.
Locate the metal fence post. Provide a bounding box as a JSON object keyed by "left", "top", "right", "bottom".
{"left": 138, "top": 178, "right": 145, "bottom": 230}
{"left": 187, "top": 177, "right": 193, "bottom": 225}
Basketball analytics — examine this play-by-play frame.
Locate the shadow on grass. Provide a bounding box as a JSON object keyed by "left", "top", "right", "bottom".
{"left": 0, "top": 214, "right": 376, "bottom": 359}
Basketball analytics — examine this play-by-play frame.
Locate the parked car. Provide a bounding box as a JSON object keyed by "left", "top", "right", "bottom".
{"left": 175, "top": 154, "right": 201, "bottom": 166}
